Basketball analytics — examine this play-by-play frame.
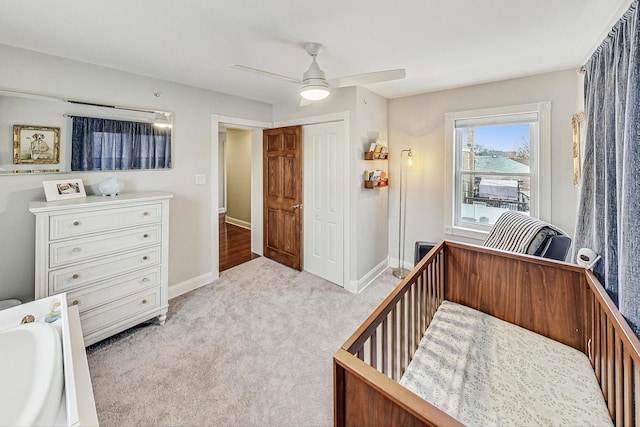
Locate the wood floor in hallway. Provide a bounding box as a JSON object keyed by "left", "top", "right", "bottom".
{"left": 219, "top": 215, "right": 260, "bottom": 272}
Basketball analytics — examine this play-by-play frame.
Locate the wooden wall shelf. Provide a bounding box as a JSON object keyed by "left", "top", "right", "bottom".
{"left": 364, "top": 179, "right": 389, "bottom": 189}
{"left": 364, "top": 152, "right": 389, "bottom": 160}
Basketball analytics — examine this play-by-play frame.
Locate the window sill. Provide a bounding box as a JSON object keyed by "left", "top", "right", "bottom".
{"left": 444, "top": 225, "right": 489, "bottom": 242}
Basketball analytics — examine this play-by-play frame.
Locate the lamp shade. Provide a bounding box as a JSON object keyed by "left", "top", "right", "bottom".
{"left": 300, "top": 84, "right": 330, "bottom": 100}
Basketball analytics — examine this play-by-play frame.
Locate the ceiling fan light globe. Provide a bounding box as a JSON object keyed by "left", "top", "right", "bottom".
{"left": 300, "top": 77, "right": 330, "bottom": 100}
{"left": 300, "top": 85, "right": 330, "bottom": 101}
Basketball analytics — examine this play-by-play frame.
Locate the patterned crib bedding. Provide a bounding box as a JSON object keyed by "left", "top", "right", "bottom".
{"left": 399, "top": 301, "right": 612, "bottom": 427}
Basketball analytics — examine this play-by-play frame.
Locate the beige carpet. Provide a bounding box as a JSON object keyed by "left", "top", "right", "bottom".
{"left": 86, "top": 257, "right": 399, "bottom": 426}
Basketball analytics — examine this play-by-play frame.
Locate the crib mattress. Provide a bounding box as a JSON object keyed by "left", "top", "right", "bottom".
{"left": 399, "top": 301, "right": 612, "bottom": 427}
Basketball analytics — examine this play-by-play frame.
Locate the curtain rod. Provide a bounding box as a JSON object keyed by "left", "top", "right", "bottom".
{"left": 63, "top": 113, "right": 156, "bottom": 123}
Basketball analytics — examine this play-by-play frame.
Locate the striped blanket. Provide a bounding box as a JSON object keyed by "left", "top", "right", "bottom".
{"left": 483, "top": 211, "right": 564, "bottom": 255}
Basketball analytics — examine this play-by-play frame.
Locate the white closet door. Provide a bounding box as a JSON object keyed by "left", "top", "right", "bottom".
{"left": 303, "top": 122, "right": 344, "bottom": 286}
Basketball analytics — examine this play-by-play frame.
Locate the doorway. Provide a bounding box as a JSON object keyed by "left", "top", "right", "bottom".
{"left": 212, "top": 113, "right": 350, "bottom": 289}
{"left": 219, "top": 127, "right": 259, "bottom": 271}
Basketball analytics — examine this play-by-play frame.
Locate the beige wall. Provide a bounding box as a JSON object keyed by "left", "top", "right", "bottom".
{"left": 388, "top": 69, "right": 582, "bottom": 262}
{"left": 225, "top": 128, "right": 252, "bottom": 225}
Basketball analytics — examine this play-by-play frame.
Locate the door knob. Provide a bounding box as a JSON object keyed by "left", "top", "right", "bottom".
{"left": 291, "top": 204, "right": 303, "bottom": 209}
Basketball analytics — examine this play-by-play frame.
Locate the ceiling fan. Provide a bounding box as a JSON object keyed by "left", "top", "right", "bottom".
{"left": 230, "top": 42, "right": 406, "bottom": 103}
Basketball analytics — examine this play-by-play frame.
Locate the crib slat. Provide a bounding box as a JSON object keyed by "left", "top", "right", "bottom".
{"left": 407, "top": 286, "right": 413, "bottom": 359}
{"left": 601, "top": 305, "right": 608, "bottom": 398}
{"left": 590, "top": 291, "right": 596, "bottom": 365}
{"left": 425, "top": 268, "right": 430, "bottom": 325}
{"left": 426, "top": 267, "right": 433, "bottom": 322}
{"left": 433, "top": 252, "right": 438, "bottom": 304}
{"left": 595, "top": 300, "right": 601, "bottom": 377}
{"left": 607, "top": 321, "right": 615, "bottom": 418}
{"left": 614, "top": 333, "right": 622, "bottom": 426}
{"left": 623, "top": 350, "right": 633, "bottom": 427}
{"left": 410, "top": 285, "right": 416, "bottom": 356}
{"left": 381, "top": 317, "right": 388, "bottom": 375}
{"left": 406, "top": 292, "right": 410, "bottom": 370}
{"left": 417, "top": 274, "right": 422, "bottom": 336}
{"left": 432, "top": 259, "right": 437, "bottom": 315}
{"left": 414, "top": 279, "right": 420, "bottom": 352}
{"left": 420, "top": 272, "right": 427, "bottom": 339}
{"left": 635, "top": 362, "right": 640, "bottom": 427}
{"left": 370, "top": 329, "right": 377, "bottom": 369}
{"left": 431, "top": 258, "right": 436, "bottom": 308}
{"left": 400, "top": 293, "right": 406, "bottom": 376}
{"left": 391, "top": 306, "right": 397, "bottom": 380}
{"left": 438, "top": 251, "right": 444, "bottom": 305}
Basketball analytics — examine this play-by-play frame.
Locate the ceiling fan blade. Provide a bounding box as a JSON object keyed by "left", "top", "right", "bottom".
{"left": 331, "top": 69, "right": 406, "bottom": 88}
{"left": 299, "top": 98, "right": 312, "bottom": 107}
{"left": 229, "top": 64, "right": 301, "bottom": 85}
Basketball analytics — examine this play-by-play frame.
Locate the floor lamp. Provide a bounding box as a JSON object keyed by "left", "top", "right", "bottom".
{"left": 392, "top": 148, "right": 413, "bottom": 279}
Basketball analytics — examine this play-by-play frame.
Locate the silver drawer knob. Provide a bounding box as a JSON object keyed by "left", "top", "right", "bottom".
{"left": 143, "top": 234, "right": 149, "bottom": 238}
{"left": 73, "top": 247, "right": 81, "bottom": 253}
{"left": 143, "top": 256, "right": 149, "bottom": 261}
{"left": 143, "top": 212, "right": 150, "bottom": 216}
{"left": 142, "top": 299, "right": 148, "bottom": 304}
{"left": 72, "top": 300, "right": 79, "bottom": 306}
{"left": 142, "top": 278, "right": 151, "bottom": 283}
{"left": 73, "top": 221, "right": 80, "bottom": 226}
{"left": 72, "top": 274, "right": 80, "bottom": 279}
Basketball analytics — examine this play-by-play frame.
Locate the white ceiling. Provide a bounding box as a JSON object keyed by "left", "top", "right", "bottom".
{"left": 0, "top": 0, "right": 632, "bottom": 104}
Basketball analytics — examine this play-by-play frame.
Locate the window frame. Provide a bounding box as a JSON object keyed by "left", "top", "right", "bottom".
{"left": 444, "top": 102, "right": 551, "bottom": 241}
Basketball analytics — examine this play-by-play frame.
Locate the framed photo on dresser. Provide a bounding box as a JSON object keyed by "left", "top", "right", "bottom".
{"left": 42, "top": 178, "right": 87, "bottom": 201}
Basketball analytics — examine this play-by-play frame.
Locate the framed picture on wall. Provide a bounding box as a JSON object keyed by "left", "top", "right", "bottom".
{"left": 42, "top": 179, "right": 86, "bottom": 202}
{"left": 13, "top": 125, "right": 60, "bottom": 164}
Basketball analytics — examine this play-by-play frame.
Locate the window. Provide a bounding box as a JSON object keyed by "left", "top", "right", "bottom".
{"left": 71, "top": 116, "right": 171, "bottom": 171}
{"left": 444, "top": 102, "right": 550, "bottom": 240}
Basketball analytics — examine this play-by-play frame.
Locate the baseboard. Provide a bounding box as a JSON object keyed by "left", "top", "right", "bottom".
{"left": 168, "top": 272, "right": 214, "bottom": 300}
{"left": 345, "top": 280, "right": 358, "bottom": 294}
{"left": 351, "top": 257, "right": 390, "bottom": 294}
{"left": 218, "top": 207, "right": 226, "bottom": 214}
{"left": 226, "top": 216, "right": 251, "bottom": 230}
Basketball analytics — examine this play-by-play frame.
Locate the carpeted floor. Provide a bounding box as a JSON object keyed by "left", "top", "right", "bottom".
{"left": 86, "top": 257, "right": 399, "bottom": 426}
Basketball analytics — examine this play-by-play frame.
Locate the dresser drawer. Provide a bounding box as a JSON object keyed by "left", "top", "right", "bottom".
{"left": 80, "top": 287, "right": 161, "bottom": 336}
{"left": 50, "top": 225, "right": 161, "bottom": 268}
{"left": 50, "top": 204, "right": 161, "bottom": 240}
{"left": 49, "top": 246, "right": 161, "bottom": 294}
{"left": 65, "top": 267, "right": 161, "bottom": 314}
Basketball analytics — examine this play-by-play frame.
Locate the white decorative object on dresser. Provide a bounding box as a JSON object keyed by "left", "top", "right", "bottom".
{"left": 30, "top": 191, "right": 172, "bottom": 346}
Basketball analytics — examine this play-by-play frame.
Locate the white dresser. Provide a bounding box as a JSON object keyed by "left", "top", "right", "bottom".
{"left": 30, "top": 191, "right": 172, "bottom": 346}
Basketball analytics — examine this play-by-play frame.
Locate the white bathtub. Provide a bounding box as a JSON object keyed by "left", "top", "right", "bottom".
{"left": 0, "top": 294, "right": 98, "bottom": 426}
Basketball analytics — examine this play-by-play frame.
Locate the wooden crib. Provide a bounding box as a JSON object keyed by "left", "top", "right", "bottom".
{"left": 334, "top": 240, "right": 640, "bottom": 426}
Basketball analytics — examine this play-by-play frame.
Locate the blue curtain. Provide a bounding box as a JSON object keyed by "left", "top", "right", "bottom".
{"left": 71, "top": 117, "right": 171, "bottom": 170}
{"left": 574, "top": 0, "right": 640, "bottom": 335}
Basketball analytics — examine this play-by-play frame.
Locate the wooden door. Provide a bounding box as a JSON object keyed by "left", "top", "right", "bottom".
{"left": 263, "top": 126, "right": 303, "bottom": 270}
